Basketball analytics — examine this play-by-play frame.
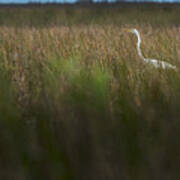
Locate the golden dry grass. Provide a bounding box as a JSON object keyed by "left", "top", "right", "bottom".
{"left": 0, "top": 25, "right": 179, "bottom": 105}
{"left": 0, "top": 5, "right": 180, "bottom": 180}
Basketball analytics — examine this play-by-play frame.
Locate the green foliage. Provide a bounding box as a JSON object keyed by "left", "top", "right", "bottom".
{"left": 0, "top": 4, "right": 180, "bottom": 180}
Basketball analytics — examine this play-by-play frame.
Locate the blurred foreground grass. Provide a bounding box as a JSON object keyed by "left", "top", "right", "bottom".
{"left": 0, "top": 4, "right": 180, "bottom": 180}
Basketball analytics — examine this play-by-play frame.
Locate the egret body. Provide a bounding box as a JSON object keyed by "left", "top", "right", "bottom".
{"left": 126, "top": 28, "right": 177, "bottom": 70}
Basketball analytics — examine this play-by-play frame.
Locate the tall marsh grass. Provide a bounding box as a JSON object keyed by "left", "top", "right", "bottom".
{"left": 0, "top": 4, "right": 180, "bottom": 179}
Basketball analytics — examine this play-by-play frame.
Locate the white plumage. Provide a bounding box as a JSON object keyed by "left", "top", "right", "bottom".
{"left": 126, "top": 28, "right": 177, "bottom": 70}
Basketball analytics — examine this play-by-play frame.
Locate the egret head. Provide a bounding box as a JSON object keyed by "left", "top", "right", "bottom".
{"left": 124, "top": 28, "right": 139, "bottom": 34}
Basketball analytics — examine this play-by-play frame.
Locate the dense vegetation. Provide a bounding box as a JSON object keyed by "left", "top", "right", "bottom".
{"left": 0, "top": 4, "right": 180, "bottom": 179}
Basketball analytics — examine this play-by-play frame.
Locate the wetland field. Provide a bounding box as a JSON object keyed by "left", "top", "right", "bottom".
{"left": 0, "top": 3, "right": 180, "bottom": 179}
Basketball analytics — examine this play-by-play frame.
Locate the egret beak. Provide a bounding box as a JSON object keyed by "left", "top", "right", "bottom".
{"left": 123, "top": 28, "right": 132, "bottom": 33}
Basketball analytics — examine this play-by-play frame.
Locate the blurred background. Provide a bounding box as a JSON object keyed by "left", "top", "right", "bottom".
{"left": 0, "top": 0, "right": 179, "bottom": 179}
{"left": 0, "top": 0, "right": 180, "bottom": 4}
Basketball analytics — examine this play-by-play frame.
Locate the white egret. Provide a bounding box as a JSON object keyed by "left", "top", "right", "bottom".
{"left": 125, "top": 28, "right": 177, "bottom": 70}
